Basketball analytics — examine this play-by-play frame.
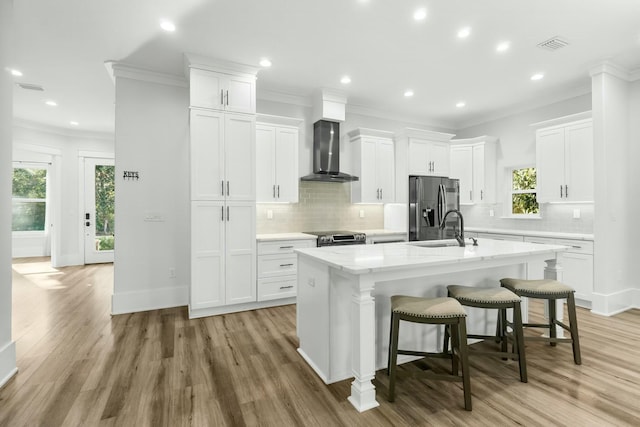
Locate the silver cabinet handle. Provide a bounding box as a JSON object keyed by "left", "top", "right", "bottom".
{"left": 279, "top": 245, "right": 294, "bottom": 249}
{"left": 225, "top": 90, "right": 229, "bottom": 106}
{"left": 279, "top": 263, "right": 294, "bottom": 267}
{"left": 277, "top": 185, "right": 280, "bottom": 198}
{"left": 380, "top": 188, "right": 383, "bottom": 199}
{"left": 560, "top": 185, "right": 563, "bottom": 198}
{"left": 221, "top": 180, "right": 225, "bottom": 195}
{"left": 227, "top": 206, "right": 230, "bottom": 221}
{"left": 221, "top": 206, "right": 224, "bottom": 221}
{"left": 273, "top": 184, "right": 276, "bottom": 198}
{"left": 376, "top": 188, "right": 380, "bottom": 199}
{"left": 227, "top": 181, "right": 230, "bottom": 196}
{"left": 565, "top": 185, "right": 568, "bottom": 198}
{"left": 220, "top": 89, "right": 224, "bottom": 106}
{"left": 470, "top": 190, "right": 472, "bottom": 200}
{"left": 279, "top": 285, "right": 294, "bottom": 290}
{"left": 480, "top": 190, "right": 483, "bottom": 200}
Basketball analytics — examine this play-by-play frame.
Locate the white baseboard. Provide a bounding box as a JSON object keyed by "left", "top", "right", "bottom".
{"left": 111, "top": 285, "right": 188, "bottom": 315}
{"left": 591, "top": 288, "right": 639, "bottom": 316}
{"left": 52, "top": 253, "right": 83, "bottom": 267}
{"left": 188, "top": 297, "right": 296, "bottom": 319}
{"left": 0, "top": 341, "right": 17, "bottom": 389}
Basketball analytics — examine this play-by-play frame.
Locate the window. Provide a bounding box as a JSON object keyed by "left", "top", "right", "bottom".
{"left": 511, "top": 167, "right": 539, "bottom": 215}
{"left": 12, "top": 167, "right": 48, "bottom": 231}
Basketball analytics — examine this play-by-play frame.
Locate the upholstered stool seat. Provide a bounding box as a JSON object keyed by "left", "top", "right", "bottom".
{"left": 445, "top": 285, "right": 527, "bottom": 382}
{"left": 387, "top": 296, "right": 472, "bottom": 411}
{"left": 500, "top": 278, "right": 581, "bottom": 365}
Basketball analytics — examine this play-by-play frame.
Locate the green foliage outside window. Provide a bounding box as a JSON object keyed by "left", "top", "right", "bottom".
{"left": 12, "top": 168, "right": 47, "bottom": 231}
{"left": 511, "top": 167, "right": 539, "bottom": 215}
{"left": 94, "top": 165, "right": 115, "bottom": 251}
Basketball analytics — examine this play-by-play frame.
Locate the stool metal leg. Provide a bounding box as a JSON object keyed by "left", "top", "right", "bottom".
{"left": 457, "top": 319, "right": 472, "bottom": 411}
{"left": 387, "top": 313, "right": 400, "bottom": 402}
{"left": 450, "top": 322, "right": 459, "bottom": 376}
{"left": 567, "top": 293, "right": 582, "bottom": 365}
{"left": 513, "top": 301, "right": 528, "bottom": 382}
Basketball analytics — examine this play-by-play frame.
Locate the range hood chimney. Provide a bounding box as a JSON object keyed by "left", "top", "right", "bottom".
{"left": 301, "top": 90, "right": 358, "bottom": 183}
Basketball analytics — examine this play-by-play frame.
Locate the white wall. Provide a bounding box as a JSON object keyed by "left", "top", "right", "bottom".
{"left": 590, "top": 65, "right": 634, "bottom": 315}
{"left": 0, "top": 0, "right": 17, "bottom": 388}
{"left": 12, "top": 124, "right": 113, "bottom": 265}
{"left": 628, "top": 79, "right": 640, "bottom": 309}
{"left": 454, "top": 94, "right": 594, "bottom": 234}
{"left": 112, "top": 70, "right": 190, "bottom": 314}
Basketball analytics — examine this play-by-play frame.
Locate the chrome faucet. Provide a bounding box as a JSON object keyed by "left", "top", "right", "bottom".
{"left": 440, "top": 209, "right": 465, "bottom": 247}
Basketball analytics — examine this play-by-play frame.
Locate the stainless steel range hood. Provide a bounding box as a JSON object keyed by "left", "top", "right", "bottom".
{"left": 301, "top": 120, "right": 359, "bottom": 183}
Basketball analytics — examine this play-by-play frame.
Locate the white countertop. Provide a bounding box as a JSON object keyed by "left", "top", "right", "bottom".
{"left": 295, "top": 238, "right": 568, "bottom": 275}
{"left": 256, "top": 232, "right": 316, "bottom": 242}
{"left": 466, "top": 227, "right": 594, "bottom": 241}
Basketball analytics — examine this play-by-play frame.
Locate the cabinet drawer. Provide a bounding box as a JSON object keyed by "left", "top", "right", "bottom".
{"left": 556, "top": 239, "right": 593, "bottom": 255}
{"left": 258, "top": 276, "right": 297, "bottom": 301}
{"left": 257, "top": 239, "right": 314, "bottom": 255}
{"left": 258, "top": 254, "right": 297, "bottom": 278}
{"left": 477, "top": 233, "right": 524, "bottom": 242}
{"left": 524, "top": 236, "right": 556, "bottom": 245}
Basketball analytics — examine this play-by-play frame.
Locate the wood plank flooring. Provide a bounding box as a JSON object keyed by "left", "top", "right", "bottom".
{"left": 1, "top": 258, "right": 640, "bottom": 426}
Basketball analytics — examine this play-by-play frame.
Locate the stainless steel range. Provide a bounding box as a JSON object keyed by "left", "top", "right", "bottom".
{"left": 304, "top": 230, "right": 367, "bottom": 247}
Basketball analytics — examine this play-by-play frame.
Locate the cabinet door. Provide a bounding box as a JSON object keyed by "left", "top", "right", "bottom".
{"left": 450, "top": 146, "right": 473, "bottom": 204}
{"left": 377, "top": 139, "right": 395, "bottom": 203}
{"left": 536, "top": 128, "right": 566, "bottom": 202}
{"left": 256, "top": 125, "right": 276, "bottom": 202}
{"left": 226, "top": 75, "right": 256, "bottom": 114}
{"left": 359, "top": 139, "right": 379, "bottom": 202}
{"left": 274, "top": 127, "right": 299, "bottom": 203}
{"left": 225, "top": 202, "right": 256, "bottom": 304}
{"left": 190, "top": 68, "right": 225, "bottom": 110}
{"left": 562, "top": 252, "right": 593, "bottom": 304}
{"left": 472, "top": 144, "right": 485, "bottom": 203}
{"left": 430, "top": 142, "right": 450, "bottom": 176}
{"left": 191, "top": 201, "right": 225, "bottom": 310}
{"left": 408, "top": 139, "right": 430, "bottom": 175}
{"left": 191, "top": 110, "right": 225, "bottom": 200}
{"left": 564, "top": 122, "right": 593, "bottom": 202}
{"left": 225, "top": 113, "right": 256, "bottom": 201}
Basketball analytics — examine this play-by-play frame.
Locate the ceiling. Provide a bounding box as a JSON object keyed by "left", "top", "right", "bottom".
{"left": 11, "top": 0, "right": 640, "bottom": 134}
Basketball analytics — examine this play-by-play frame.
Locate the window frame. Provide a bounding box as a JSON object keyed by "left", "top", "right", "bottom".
{"left": 507, "top": 165, "right": 541, "bottom": 218}
{"left": 11, "top": 163, "right": 50, "bottom": 234}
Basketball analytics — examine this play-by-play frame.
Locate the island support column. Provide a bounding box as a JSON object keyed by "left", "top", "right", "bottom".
{"left": 544, "top": 258, "right": 565, "bottom": 338}
{"left": 347, "top": 275, "right": 380, "bottom": 412}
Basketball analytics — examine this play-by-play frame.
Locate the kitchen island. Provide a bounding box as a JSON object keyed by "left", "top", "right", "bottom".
{"left": 295, "top": 238, "right": 568, "bottom": 412}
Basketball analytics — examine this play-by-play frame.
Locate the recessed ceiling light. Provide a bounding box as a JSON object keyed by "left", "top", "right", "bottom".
{"left": 45, "top": 100, "right": 57, "bottom": 107}
{"left": 10, "top": 69, "right": 23, "bottom": 77}
{"left": 340, "top": 76, "right": 351, "bottom": 84}
{"left": 259, "top": 58, "right": 272, "bottom": 67}
{"left": 70, "top": 121, "right": 79, "bottom": 126}
{"left": 404, "top": 90, "right": 414, "bottom": 97}
{"left": 160, "top": 20, "right": 176, "bottom": 32}
{"left": 413, "top": 8, "right": 427, "bottom": 21}
{"left": 457, "top": 27, "right": 471, "bottom": 39}
{"left": 496, "top": 41, "right": 510, "bottom": 52}
{"left": 531, "top": 73, "right": 544, "bottom": 81}
{"left": 456, "top": 101, "right": 466, "bottom": 108}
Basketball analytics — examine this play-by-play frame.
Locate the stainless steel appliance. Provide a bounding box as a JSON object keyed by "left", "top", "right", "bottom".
{"left": 408, "top": 175, "right": 460, "bottom": 241}
{"left": 304, "top": 230, "right": 367, "bottom": 247}
{"left": 300, "top": 120, "right": 359, "bottom": 183}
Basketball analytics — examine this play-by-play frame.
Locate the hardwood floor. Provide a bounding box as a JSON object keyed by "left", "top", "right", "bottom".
{"left": 1, "top": 258, "right": 639, "bottom": 426}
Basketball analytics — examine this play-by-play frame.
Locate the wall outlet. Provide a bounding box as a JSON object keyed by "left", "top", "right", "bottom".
{"left": 489, "top": 209, "right": 494, "bottom": 217}
{"left": 267, "top": 209, "right": 273, "bottom": 220}
{"left": 573, "top": 208, "right": 581, "bottom": 219}
{"left": 359, "top": 209, "right": 365, "bottom": 218}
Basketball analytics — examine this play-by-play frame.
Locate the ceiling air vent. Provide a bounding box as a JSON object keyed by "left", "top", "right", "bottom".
{"left": 537, "top": 36, "right": 569, "bottom": 51}
{"left": 16, "top": 82, "right": 44, "bottom": 91}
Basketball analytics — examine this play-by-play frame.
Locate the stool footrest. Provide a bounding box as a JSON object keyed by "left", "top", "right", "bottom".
{"left": 525, "top": 336, "right": 573, "bottom": 343}
{"left": 398, "top": 349, "right": 450, "bottom": 359}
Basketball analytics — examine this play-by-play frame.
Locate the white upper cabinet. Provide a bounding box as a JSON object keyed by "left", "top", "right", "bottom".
{"left": 256, "top": 116, "right": 302, "bottom": 203}
{"left": 449, "top": 136, "right": 497, "bottom": 205}
{"left": 349, "top": 128, "right": 395, "bottom": 203}
{"left": 535, "top": 116, "right": 593, "bottom": 203}
{"left": 403, "top": 129, "right": 455, "bottom": 177}
{"left": 189, "top": 68, "right": 256, "bottom": 114}
{"left": 190, "top": 109, "right": 255, "bottom": 201}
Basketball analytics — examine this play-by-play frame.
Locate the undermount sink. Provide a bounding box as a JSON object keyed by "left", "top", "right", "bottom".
{"left": 408, "top": 240, "right": 461, "bottom": 248}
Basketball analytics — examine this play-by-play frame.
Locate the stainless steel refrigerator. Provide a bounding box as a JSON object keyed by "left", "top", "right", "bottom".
{"left": 408, "top": 175, "right": 460, "bottom": 241}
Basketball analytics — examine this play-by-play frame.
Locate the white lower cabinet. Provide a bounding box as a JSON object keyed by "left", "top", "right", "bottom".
{"left": 524, "top": 236, "right": 593, "bottom": 307}
{"left": 191, "top": 201, "right": 256, "bottom": 310}
{"left": 257, "top": 238, "right": 315, "bottom": 301}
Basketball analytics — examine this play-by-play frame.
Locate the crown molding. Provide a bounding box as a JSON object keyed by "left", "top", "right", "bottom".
{"left": 589, "top": 60, "right": 632, "bottom": 81}
{"left": 399, "top": 128, "right": 456, "bottom": 142}
{"left": 106, "top": 61, "right": 187, "bottom": 87}
{"left": 13, "top": 118, "right": 114, "bottom": 141}
{"left": 183, "top": 53, "right": 259, "bottom": 79}
{"left": 529, "top": 111, "right": 592, "bottom": 129}
{"left": 347, "top": 128, "right": 395, "bottom": 141}
{"left": 450, "top": 135, "right": 498, "bottom": 145}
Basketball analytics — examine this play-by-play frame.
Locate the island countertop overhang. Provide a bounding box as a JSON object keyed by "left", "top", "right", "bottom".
{"left": 295, "top": 239, "right": 570, "bottom": 275}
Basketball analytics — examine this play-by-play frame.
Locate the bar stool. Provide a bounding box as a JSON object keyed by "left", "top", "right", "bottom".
{"left": 445, "top": 285, "right": 527, "bottom": 382}
{"left": 500, "top": 278, "right": 581, "bottom": 365}
{"left": 387, "top": 295, "right": 472, "bottom": 411}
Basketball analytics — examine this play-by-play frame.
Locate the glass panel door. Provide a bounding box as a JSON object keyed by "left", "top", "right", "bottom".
{"left": 84, "top": 158, "right": 115, "bottom": 264}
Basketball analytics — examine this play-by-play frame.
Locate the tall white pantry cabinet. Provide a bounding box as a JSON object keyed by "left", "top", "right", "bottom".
{"left": 186, "top": 54, "right": 259, "bottom": 318}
